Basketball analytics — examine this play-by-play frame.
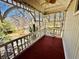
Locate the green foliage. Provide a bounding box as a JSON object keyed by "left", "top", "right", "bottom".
{"left": 29, "top": 25, "right": 38, "bottom": 33}
{"left": 29, "top": 26, "right": 32, "bottom": 32}
{"left": 0, "top": 31, "right": 5, "bottom": 40}
{"left": 2, "top": 20, "right": 16, "bottom": 33}
{"left": 0, "top": 20, "right": 16, "bottom": 41}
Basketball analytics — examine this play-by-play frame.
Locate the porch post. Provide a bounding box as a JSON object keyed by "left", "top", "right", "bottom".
{"left": 43, "top": 15, "right": 47, "bottom": 35}
{"left": 0, "top": 10, "right": 3, "bottom": 22}
{"left": 0, "top": 49, "right": 1, "bottom": 59}
{"left": 39, "top": 12, "right": 41, "bottom": 30}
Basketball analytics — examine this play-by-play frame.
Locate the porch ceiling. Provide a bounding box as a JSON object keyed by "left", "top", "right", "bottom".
{"left": 14, "top": 0, "right": 72, "bottom": 14}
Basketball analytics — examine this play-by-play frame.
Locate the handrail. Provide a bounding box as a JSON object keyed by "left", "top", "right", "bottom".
{"left": 0, "top": 28, "right": 62, "bottom": 59}
{"left": 0, "top": 33, "right": 30, "bottom": 47}
{"left": 0, "top": 28, "right": 45, "bottom": 59}
{"left": 0, "top": 28, "right": 44, "bottom": 47}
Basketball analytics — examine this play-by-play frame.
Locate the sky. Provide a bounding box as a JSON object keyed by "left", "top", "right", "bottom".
{"left": 0, "top": 1, "right": 9, "bottom": 14}
{"left": 0, "top": 1, "right": 18, "bottom": 17}
{"left": 0, "top": 1, "right": 63, "bottom": 21}
{"left": 0, "top": 1, "right": 41, "bottom": 21}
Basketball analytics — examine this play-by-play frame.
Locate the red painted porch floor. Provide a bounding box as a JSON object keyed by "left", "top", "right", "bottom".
{"left": 13, "top": 35, "right": 65, "bottom": 59}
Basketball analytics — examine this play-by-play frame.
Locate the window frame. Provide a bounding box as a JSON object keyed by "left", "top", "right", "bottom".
{"left": 74, "top": 0, "right": 79, "bottom": 15}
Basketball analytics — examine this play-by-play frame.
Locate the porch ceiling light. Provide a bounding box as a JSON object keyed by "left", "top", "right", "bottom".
{"left": 45, "top": 0, "right": 56, "bottom": 4}
{"left": 13, "top": 0, "right": 18, "bottom": 2}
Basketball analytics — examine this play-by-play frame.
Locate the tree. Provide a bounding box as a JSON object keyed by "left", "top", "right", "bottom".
{"left": 0, "top": 20, "right": 16, "bottom": 42}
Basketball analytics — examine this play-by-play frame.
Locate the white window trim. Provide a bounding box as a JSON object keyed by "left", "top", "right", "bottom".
{"left": 74, "top": 10, "right": 79, "bottom": 15}
{"left": 73, "top": 0, "right": 79, "bottom": 15}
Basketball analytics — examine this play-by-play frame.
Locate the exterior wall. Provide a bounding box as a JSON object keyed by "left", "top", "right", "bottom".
{"left": 63, "top": 0, "right": 79, "bottom": 59}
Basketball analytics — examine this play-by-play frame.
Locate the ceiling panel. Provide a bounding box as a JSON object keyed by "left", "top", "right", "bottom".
{"left": 14, "top": 0, "right": 72, "bottom": 14}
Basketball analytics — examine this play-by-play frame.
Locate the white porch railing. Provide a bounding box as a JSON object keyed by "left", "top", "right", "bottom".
{"left": 0, "top": 28, "right": 62, "bottom": 59}
{"left": 45, "top": 27, "right": 63, "bottom": 37}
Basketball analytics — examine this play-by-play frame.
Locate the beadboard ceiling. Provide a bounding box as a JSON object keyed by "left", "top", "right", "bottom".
{"left": 14, "top": 0, "right": 72, "bottom": 14}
